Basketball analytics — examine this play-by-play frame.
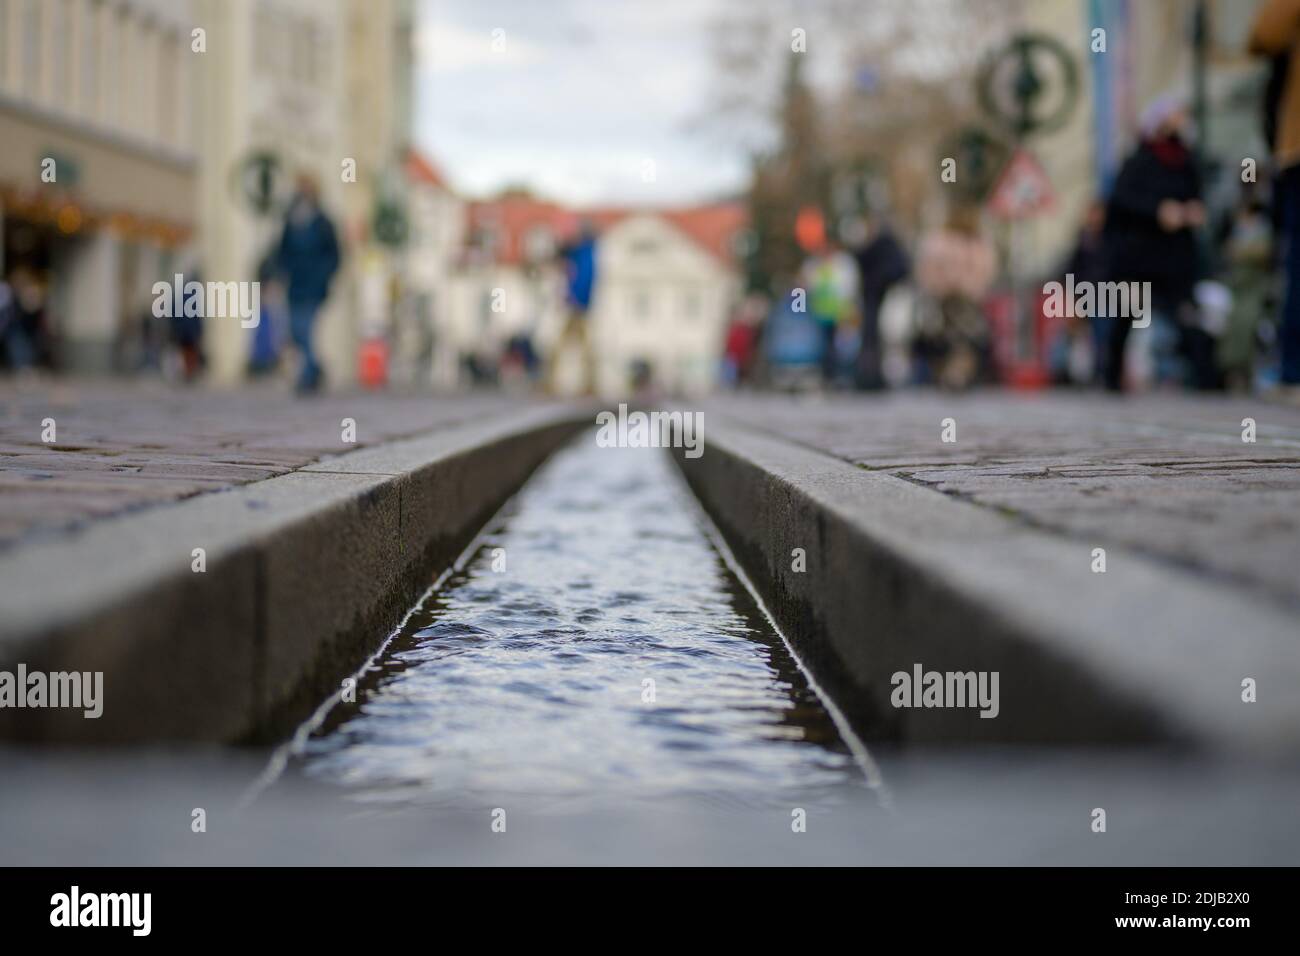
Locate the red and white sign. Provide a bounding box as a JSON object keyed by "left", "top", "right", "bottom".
{"left": 987, "top": 148, "right": 1056, "bottom": 220}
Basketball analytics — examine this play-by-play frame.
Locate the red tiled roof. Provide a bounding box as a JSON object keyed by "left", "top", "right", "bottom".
{"left": 662, "top": 203, "right": 748, "bottom": 266}
{"left": 406, "top": 150, "right": 450, "bottom": 190}
{"left": 464, "top": 194, "right": 579, "bottom": 266}
{"left": 464, "top": 197, "right": 748, "bottom": 268}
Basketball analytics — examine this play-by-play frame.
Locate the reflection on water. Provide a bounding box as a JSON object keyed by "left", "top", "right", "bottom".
{"left": 296, "top": 433, "right": 860, "bottom": 809}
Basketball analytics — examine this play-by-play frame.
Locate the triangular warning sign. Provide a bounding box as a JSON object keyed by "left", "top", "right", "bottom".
{"left": 987, "top": 148, "right": 1056, "bottom": 220}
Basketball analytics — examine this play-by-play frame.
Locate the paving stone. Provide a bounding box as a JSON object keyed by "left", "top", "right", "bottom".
{"left": 0, "top": 381, "right": 520, "bottom": 552}
{"left": 706, "top": 391, "right": 1300, "bottom": 609}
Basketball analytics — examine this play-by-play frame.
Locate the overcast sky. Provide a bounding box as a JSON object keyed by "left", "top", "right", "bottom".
{"left": 413, "top": 0, "right": 754, "bottom": 207}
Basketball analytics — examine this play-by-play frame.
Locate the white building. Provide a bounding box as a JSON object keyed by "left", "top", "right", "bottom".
{"left": 435, "top": 194, "right": 746, "bottom": 397}
{"left": 402, "top": 150, "right": 464, "bottom": 388}
{"left": 443, "top": 193, "right": 572, "bottom": 388}
{"left": 589, "top": 205, "right": 745, "bottom": 396}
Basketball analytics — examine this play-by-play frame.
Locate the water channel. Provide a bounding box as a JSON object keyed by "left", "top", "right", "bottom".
{"left": 292, "top": 433, "right": 868, "bottom": 811}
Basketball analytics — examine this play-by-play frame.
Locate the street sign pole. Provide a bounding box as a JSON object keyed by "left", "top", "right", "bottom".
{"left": 978, "top": 33, "right": 1080, "bottom": 382}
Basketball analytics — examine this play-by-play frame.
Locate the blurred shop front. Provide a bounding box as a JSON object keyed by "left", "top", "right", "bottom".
{"left": 0, "top": 0, "right": 197, "bottom": 373}
{"left": 0, "top": 118, "right": 194, "bottom": 373}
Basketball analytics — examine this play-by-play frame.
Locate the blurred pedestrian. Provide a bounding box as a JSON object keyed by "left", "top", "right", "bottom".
{"left": 248, "top": 247, "right": 286, "bottom": 376}
{"left": 1100, "top": 95, "right": 1212, "bottom": 391}
{"left": 1250, "top": 1, "right": 1300, "bottom": 400}
{"left": 3, "top": 266, "right": 53, "bottom": 372}
{"left": 1052, "top": 200, "right": 1108, "bottom": 385}
{"left": 796, "top": 208, "right": 860, "bottom": 387}
{"left": 278, "top": 174, "right": 341, "bottom": 394}
{"left": 763, "top": 278, "right": 823, "bottom": 391}
{"left": 720, "top": 292, "right": 767, "bottom": 387}
{"left": 913, "top": 206, "right": 996, "bottom": 390}
{"left": 171, "top": 263, "right": 205, "bottom": 383}
{"left": 546, "top": 220, "right": 599, "bottom": 395}
{"left": 1216, "top": 185, "right": 1276, "bottom": 391}
{"left": 847, "top": 213, "right": 909, "bottom": 390}
{"left": 0, "top": 274, "right": 30, "bottom": 371}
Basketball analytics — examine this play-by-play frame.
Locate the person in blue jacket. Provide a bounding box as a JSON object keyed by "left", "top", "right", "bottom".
{"left": 546, "top": 221, "right": 599, "bottom": 394}
{"left": 278, "top": 174, "right": 341, "bottom": 393}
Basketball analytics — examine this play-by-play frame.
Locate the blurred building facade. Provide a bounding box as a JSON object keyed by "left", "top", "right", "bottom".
{"left": 588, "top": 205, "right": 746, "bottom": 396}
{"left": 439, "top": 191, "right": 746, "bottom": 396}
{"left": 403, "top": 149, "right": 464, "bottom": 388}
{"left": 194, "top": 0, "right": 349, "bottom": 383}
{"left": 0, "top": 0, "right": 415, "bottom": 384}
{"left": 195, "top": 0, "right": 415, "bottom": 386}
{"left": 448, "top": 193, "right": 572, "bottom": 388}
{"left": 0, "top": 0, "right": 197, "bottom": 372}
{"left": 341, "top": 0, "right": 416, "bottom": 378}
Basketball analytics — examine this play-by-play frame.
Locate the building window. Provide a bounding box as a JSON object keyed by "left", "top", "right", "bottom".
{"left": 0, "top": 0, "right": 9, "bottom": 91}
{"left": 159, "top": 31, "right": 178, "bottom": 146}
{"left": 316, "top": 30, "right": 332, "bottom": 84}
{"left": 81, "top": 0, "right": 101, "bottom": 119}
{"left": 303, "top": 22, "right": 325, "bottom": 84}
{"left": 291, "top": 22, "right": 312, "bottom": 85}
{"left": 255, "top": 4, "right": 291, "bottom": 80}
{"left": 254, "top": 6, "right": 272, "bottom": 76}
{"left": 50, "top": 0, "right": 69, "bottom": 106}
{"left": 631, "top": 288, "right": 653, "bottom": 322}
{"left": 1211, "top": 0, "right": 1255, "bottom": 55}
{"left": 682, "top": 288, "right": 702, "bottom": 321}
{"left": 138, "top": 21, "right": 159, "bottom": 140}
{"left": 473, "top": 226, "right": 499, "bottom": 256}
{"left": 98, "top": 1, "right": 116, "bottom": 125}
{"left": 111, "top": 6, "right": 130, "bottom": 131}
{"left": 21, "top": 0, "right": 40, "bottom": 98}
{"left": 524, "top": 226, "right": 554, "bottom": 263}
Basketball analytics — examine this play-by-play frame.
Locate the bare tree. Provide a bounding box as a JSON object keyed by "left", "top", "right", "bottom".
{"left": 702, "top": 0, "right": 1030, "bottom": 265}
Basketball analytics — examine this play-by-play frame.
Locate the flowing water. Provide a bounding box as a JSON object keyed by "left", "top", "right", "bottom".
{"left": 294, "top": 433, "right": 864, "bottom": 810}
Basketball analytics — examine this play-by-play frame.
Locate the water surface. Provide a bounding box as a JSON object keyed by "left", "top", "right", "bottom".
{"left": 297, "top": 434, "right": 860, "bottom": 809}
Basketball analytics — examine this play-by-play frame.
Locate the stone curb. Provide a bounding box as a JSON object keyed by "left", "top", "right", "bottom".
{"left": 0, "top": 404, "right": 591, "bottom": 743}
{"left": 673, "top": 418, "right": 1300, "bottom": 756}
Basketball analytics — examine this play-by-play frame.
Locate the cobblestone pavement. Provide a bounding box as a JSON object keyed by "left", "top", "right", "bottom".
{"left": 7, "top": 382, "right": 1299, "bottom": 614}
{"left": 704, "top": 391, "right": 1300, "bottom": 609}
{"left": 0, "top": 380, "right": 523, "bottom": 550}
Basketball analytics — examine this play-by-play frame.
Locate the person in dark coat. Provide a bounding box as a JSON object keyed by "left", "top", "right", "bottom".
{"left": 1251, "top": 1, "right": 1300, "bottom": 398}
{"left": 278, "top": 175, "right": 341, "bottom": 393}
{"left": 172, "top": 266, "right": 205, "bottom": 382}
{"left": 1101, "top": 96, "right": 1209, "bottom": 391}
{"left": 849, "top": 216, "right": 909, "bottom": 390}
{"left": 1053, "top": 200, "right": 1108, "bottom": 384}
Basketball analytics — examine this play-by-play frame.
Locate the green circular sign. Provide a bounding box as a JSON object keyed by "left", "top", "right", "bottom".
{"left": 232, "top": 151, "right": 283, "bottom": 216}
{"left": 978, "top": 33, "right": 1080, "bottom": 139}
